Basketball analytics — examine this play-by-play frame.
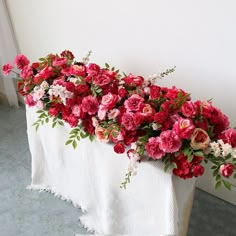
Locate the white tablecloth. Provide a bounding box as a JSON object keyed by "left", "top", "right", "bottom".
{"left": 26, "top": 107, "right": 196, "bottom": 236}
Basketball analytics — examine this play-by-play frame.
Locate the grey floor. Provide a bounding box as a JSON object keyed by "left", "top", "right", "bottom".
{"left": 0, "top": 104, "right": 236, "bottom": 236}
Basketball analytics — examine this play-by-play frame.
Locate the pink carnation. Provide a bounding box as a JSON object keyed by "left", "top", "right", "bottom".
{"left": 14, "top": 54, "right": 30, "bottom": 69}
{"left": 20, "top": 66, "right": 33, "bottom": 79}
{"left": 173, "top": 118, "right": 195, "bottom": 139}
{"left": 24, "top": 94, "right": 35, "bottom": 107}
{"left": 98, "top": 106, "right": 107, "bottom": 120}
{"left": 124, "top": 94, "right": 144, "bottom": 112}
{"left": 145, "top": 137, "right": 165, "bottom": 159}
{"left": 2, "top": 63, "right": 13, "bottom": 75}
{"left": 52, "top": 57, "right": 68, "bottom": 67}
{"left": 121, "top": 112, "right": 136, "bottom": 130}
{"left": 82, "top": 95, "right": 99, "bottom": 115}
{"left": 159, "top": 130, "right": 182, "bottom": 153}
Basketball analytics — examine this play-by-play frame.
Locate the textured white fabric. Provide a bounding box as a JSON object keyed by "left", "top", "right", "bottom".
{"left": 26, "top": 107, "right": 196, "bottom": 236}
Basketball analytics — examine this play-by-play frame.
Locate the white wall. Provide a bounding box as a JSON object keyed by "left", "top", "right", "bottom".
{"left": 6, "top": 0, "right": 236, "bottom": 126}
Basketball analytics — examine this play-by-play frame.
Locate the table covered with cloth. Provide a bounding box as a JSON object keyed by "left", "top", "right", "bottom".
{"left": 26, "top": 107, "right": 196, "bottom": 236}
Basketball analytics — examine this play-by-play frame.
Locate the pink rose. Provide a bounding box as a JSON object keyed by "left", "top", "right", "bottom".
{"left": 121, "top": 112, "right": 136, "bottom": 130}
{"left": 220, "top": 128, "right": 236, "bottom": 148}
{"left": 14, "top": 54, "right": 30, "bottom": 69}
{"left": 108, "top": 108, "right": 120, "bottom": 120}
{"left": 95, "top": 126, "right": 109, "bottom": 142}
{"left": 93, "top": 74, "right": 111, "bottom": 86}
{"left": 98, "top": 106, "right": 107, "bottom": 120}
{"left": 195, "top": 100, "right": 213, "bottom": 118}
{"left": 109, "top": 129, "right": 125, "bottom": 143}
{"left": 142, "top": 104, "right": 153, "bottom": 115}
{"left": 70, "top": 64, "right": 86, "bottom": 76}
{"left": 181, "top": 101, "right": 197, "bottom": 118}
{"left": 82, "top": 95, "right": 99, "bottom": 115}
{"left": 145, "top": 137, "right": 165, "bottom": 159}
{"left": 114, "top": 143, "right": 125, "bottom": 154}
{"left": 52, "top": 57, "right": 68, "bottom": 67}
{"left": 173, "top": 118, "right": 195, "bottom": 139}
{"left": 124, "top": 94, "right": 144, "bottom": 112}
{"left": 159, "top": 130, "right": 182, "bottom": 153}
{"left": 101, "top": 93, "right": 118, "bottom": 109}
{"left": 2, "top": 63, "right": 13, "bottom": 75}
{"left": 220, "top": 163, "right": 234, "bottom": 178}
{"left": 190, "top": 128, "right": 210, "bottom": 150}
{"left": 122, "top": 73, "right": 144, "bottom": 86}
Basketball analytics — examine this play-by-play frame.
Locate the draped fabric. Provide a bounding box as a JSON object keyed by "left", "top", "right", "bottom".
{"left": 26, "top": 107, "right": 196, "bottom": 236}
{"left": 0, "top": 0, "right": 19, "bottom": 107}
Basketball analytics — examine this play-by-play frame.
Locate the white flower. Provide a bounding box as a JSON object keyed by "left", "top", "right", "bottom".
{"left": 48, "top": 84, "right": 73, "bottom": 104}
{"left": 152, "top": 123, "right": 158, "bottom": 130}
{"left": 221, "top": 143, "right": 232, "bottom": 157}
{"left": 210, "top": 141, "right": 221, "bottom": 157}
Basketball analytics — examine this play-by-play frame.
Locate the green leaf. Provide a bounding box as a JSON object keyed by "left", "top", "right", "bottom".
{"left": 215, "top": 181, "right": 221, "bottom": 189}
{"left": 65, "top": 140, "right": 73, "bottom": 145}
{"left": 105, "top": 63, "right": 109, "bottom": 68}
{"left": 223, "top": 180, "right": 231, "bottom": 190}
{"left": 80, "top": 132, "right": 89, "bottom": 139}
{"left": 213, "top": 168, "right": 219, "bottom": 177}
{"left": 211, "top": 165, "right": 217, "bottom": 170}
{"left": 45, "top": 118, "right": 49, "bottom": 123}
{"left": 36, "top": 110, "right": 43, "bottom": 113}
{"left": 77, "top": 136, "right": 80, "bottom": 141}
{"left": 58, "top": 121, "right": 64, "bottom": 126}
{"left": 89, "top": 135, "right": 95, "bottom": 142}
{"left": 187, "top": 154, "right": 193, "bottom": 163}
{"left": 164, "top": 164, "right": 170, "bottom": 172}
{"left": 233, "top": 173, "right": 236, "bottom": 179}
{"left": 35, "top": 125, "right": 39, "bottom": 131}
{"left": 72, "top": 140, "right": 77, "bottom": 149}
{"left": 52, "top": 122, "right": 57, "bottom": 128}
{"left": 216, "top": 175, "right": 221, "bottom": 181}
{"left": 183, "top": 148, "right": 189, "bottom": 156}
{"left": 194, "top": 151, "right": 204, "bottom": 157}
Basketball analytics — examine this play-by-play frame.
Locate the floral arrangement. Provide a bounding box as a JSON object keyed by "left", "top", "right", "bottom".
{"left": 3, "top": 50, "right": 236, "bottom": 189}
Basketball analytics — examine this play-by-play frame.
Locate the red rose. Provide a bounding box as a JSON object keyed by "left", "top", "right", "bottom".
{"left": 49, "top": 107, "right": 59, "bottom": 117}
{"left": 220, "top": 163, "right": 234, "bottom": 178}
{"left": 114, "top": 143, "right": 125, "bottom": 154}
{"left": 76, "top": 84, "right": 89, "bottom": 94}
{"left": 60, "top": 50, "right": 74, "bottom": 60}
{"left": 101, "top": 93, "right": 118, "bottom": 109}
{"left": 193, "top": 165, "right": 204, "bottom": 177}
{"left": 66, "top": 82, "right": 75, "bottom": 92}
{"left": 83, "top": 118, "right": 95, "bottom": 134}
{"left": 133, "top": 112, "right": 144, "bottom": 126}
{"left": 87, "top": 63, "right": 100, "bottom": 74}
{"left": 154, "top": 111, "right": 168, "bottom": 124}
{"left": 149, "top": 85, "right": 161, "bottom": 99}
{"left": 122, "top": 73, "right": 144, "bottom": 86}
{"left": 38, "top": 66, "right": 53, "bottom": 80}
{"left": 124, "top": 131, "right": 139, "bottom": 145}
{"left": 118, "top": 87, "right": 128, "bottom": 98}
{"left": 67, "top": 114, "right": 78, "bottom": 128}
{"left": 195, "top": 100, "right": 213, "bottom": 119}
